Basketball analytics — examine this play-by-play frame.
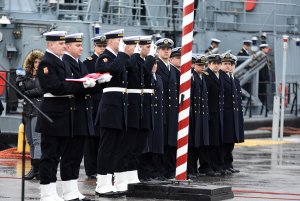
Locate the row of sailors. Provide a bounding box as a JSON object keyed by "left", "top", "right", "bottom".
{"left": 36, "top": 28, "right": 244, "bottom": 201}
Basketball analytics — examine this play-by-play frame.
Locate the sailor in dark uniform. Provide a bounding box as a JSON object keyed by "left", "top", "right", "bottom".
{"left": 231, "top": 54, "right": 244, "bottom": 173}
{"left": 236, "top": 40, "right": 252, "bottom": 66}
{"left": 204, "top": 54, "right": 225, "bottom": 176}
{"left": 219, "top": 53, "right": 241, "bottom": 175}
{"left": 258, "top": 44, "right": 271, "bottom": 113}
{"left": 123, "top": 36, "right": 156, "bottom": 183}
{"left": 188, "top": 55, "right": 210, "bottom": 177}
{"left": 94, "top": 29, "right": 134, "bottom": 196}
{"left": 61, "top": 33, "right": 106, "bottom": 201}
{"left": 205, "top": 38, "right": 221, "bottom": 55}
{"left": 169, "top": 47, "right": 181, "bottom": 92}
{"left": 237, "top": 40, "right": 252, "bottom": 93}
{"left": 137, "top": 38, "right": 164, "bottom": 181}
{"left": 155, "top": 38, "right": 179, "bottom": 179}
{"left": 84, "top": 35, "right": 107, "bottom": 74}
{"left": 37, "top": 31, "right": 97, "bottom": 201}
{"left": 82, "top": 35, "right": 107, "bottom": 179}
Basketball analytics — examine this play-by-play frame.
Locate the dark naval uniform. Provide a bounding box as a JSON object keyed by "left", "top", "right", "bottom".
{"left": 124, "top": 53, "right": 156, "bottom": 172}
{"left": 138, "top": 72, "right": 164, "bottom": 180}
{"left": 188, "top": 70, "right": 210, "bottom": 176}
{"left": 219, "top": 70, "right": 240, "bottom": 172}
{"left": 38, "top": 51, "right": 87, "bottom": 184}
{"left": 60, "top": 53, "right": 102, "bottom": 182}
{"left": 156, "top": 58, "right": 179, "bottom": 178}
{"left": 235, "top": 77, "right": 245, "bottom": 143}
{"left": 204, "top": 67, "right": 224, "bottom": 173}
{"left": 83, "top": 53, "right": 101, "bottom": 178}
{"left": 95, "top": 48, "right": 130, "bottom": 174}
{"left": 204, "top": 45, "right": 213, "bottom": 55}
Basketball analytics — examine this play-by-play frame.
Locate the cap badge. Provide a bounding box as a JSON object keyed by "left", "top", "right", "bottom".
{"left": 103, "top": 58, "right": 108, "bottom": 62}
{"left": 163, "top": 39, "right": 169, "bottom": 44}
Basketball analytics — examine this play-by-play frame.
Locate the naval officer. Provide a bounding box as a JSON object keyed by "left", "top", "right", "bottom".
{"left": 204, "top": 54, "right": 225, "bottom": 176}
{"left": 94, "top": 29, "right": 133, "bottom": 196}
{"left": 188, "top": 55, "right": 210, "bottom": 177}
{"left": 82, "top": 35, "right": 107, "bottom": 179}
{"left": 37, "top": 31, "right": 96, "bottom": 201}
{"left": 155, "top": 38, "right": 179, "bottom": 179}
{"left": 205, "top": 38, "right": 221, "bottom": 55}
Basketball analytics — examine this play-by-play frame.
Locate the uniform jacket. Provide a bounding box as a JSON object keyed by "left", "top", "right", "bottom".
{"left": 37, "top": 51, "right": 87, "bottom": 137}
{"left": 237, "top": 48, "right": 249, "bottom": 66}
{"left": 63, "top": 54, "right": 102, "bottom": 136}
{"left": 234, "top": 77, "right": 245, "bottom": 143}
{"left": 127, "top": 53, "right": 155, "bottom": 130}
{"left": 144, "top": 73, "right": 164, "bottom": 154}
{"left": 219, "top": 70, "right": 239, "bottom": 143}
{"left": 189, "top": 70, "right": 209, "bottom": 147}
{"left": 83, "top": 53, "right": 102, "bottom": 136}
{"left": 16, "top": 74, "right": 43, "bottom": 117}
{"left": 204, "top": 46, "right": 213, "bottom": 55}
{"left": 95, "top": 48, "right": 130, "bottom": 130}
{"left": 156, "top": 58, "right": 179, "bottom": 146}
{"left": 204, "top": 68, "right": 224, "bottom": 146}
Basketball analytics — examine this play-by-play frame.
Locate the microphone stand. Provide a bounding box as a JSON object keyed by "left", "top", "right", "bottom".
{"left": 0, "top": 73, "right": 53, "bottom": 201}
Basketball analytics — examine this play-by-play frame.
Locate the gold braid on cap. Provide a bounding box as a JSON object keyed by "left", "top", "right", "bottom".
{"left": 23, "top": 49, "right": 44, "bottom": 74}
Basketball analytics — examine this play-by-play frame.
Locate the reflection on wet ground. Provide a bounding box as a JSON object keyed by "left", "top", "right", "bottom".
{"left": 1, "top": 136, "right": 300, "bottom": 201}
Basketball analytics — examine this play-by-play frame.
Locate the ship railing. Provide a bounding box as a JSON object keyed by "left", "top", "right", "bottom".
{"left": 243, "top": 81, "right": 299, "bottom": 118}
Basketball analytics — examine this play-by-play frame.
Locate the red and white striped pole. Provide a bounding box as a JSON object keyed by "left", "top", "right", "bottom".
{"left": 175, "top": 0, "right": 194, "bottom": 181}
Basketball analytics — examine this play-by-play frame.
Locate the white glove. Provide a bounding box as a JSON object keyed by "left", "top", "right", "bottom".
{"left": 83, "top": 78, "right": 96, "bottom": 88}
{"left": 134, "top": 43, "right": 141, "bottom": 54}
{"left": 118, "top": 39, "right": 125, "bottom": 52}
{"left": 148, "top": 41, "right": 157, "bottom": 57}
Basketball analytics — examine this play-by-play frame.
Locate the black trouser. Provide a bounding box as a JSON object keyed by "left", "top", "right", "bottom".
{"left": 163, "top": 146, "right": 176, "bottom": 178}
{"left": 223, "top": 143, "right": 234, "bottom": 169}
{"left": 124, "top": 128, "right": 151, "bottom": 171}
{"left": 187, "top": 147, "right": 199, "bottom": 175}
{"left": 83, "top": 136, "right": 100, "bottom": 176}
{"left": 138, "top": 152, "right": 164, "bottom": 180}
{"left": 97, "top": 128, "right": 125, "bottom": 174}
{"left": 207, "top": 145, "right": 224, "bottom": 172}
{"left": 40, "top": 135, "right": 85, "bottom": 184}
{"left": 198, "top": 146, "right": 213, "bottom": 172}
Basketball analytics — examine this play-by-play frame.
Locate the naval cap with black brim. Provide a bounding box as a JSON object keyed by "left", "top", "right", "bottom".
{"left": 43, "top": 31, "right": 67, "bottom": 41}
{"left": 221, "top": 53, "right": 235, "bottom": 63}
{"left": 207, "top": 54, "right": 222, "bottom": 63}
{"left": 170, "top": 47, "right": 181, "bottom": 58}
{"left": 92, "top": 35, "right": 107, "bottom": 45}
{"left": 259, "top": 43, "right": 269, "bottom": 48}
{"left": 243, "top": 40, "right": 252, "bottom": 45}
{"left": 195, "top": 55, "right": 207, "bottom": 65}
{"left": 65, "top": 33, "right": 83, "bottom": 43}
{"left": 123, "top": 36, "right": 140, "bottom": 45}
{"left": 104, "top": 29, "right": 124, "bottom": 39}
{"left": 211, "top": 38, "right": 221, "bottom": 43}
{"left": 155, "top": 38, "right": 174, "bottom": 48}
{"left": 139, "top": 35, "right": 152, "bottom": 45}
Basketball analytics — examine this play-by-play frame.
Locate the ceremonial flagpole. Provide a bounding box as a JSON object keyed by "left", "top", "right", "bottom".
{"left": 175, "top": 0, "right": 194, "bottom": 181}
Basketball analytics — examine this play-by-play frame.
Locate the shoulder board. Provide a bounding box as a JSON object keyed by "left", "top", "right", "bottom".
{"left": 239, "top": 50, "right": 243, "bottom": 53}
{"left": 86, "top": 56, "right": 93, "bottom": 60}
{"left": 203, "top": 72, "right": 209, "bottom": 76}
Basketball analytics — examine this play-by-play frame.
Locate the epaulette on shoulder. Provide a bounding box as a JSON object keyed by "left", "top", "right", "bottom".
{"left": 86, "top": 56, "right": 93, "bottom": 60}
{"left": 239, "top": 50, "right": 243, "bottom": 53}
{"left": 203, "top": 72, "right": 209, "bottom": 76}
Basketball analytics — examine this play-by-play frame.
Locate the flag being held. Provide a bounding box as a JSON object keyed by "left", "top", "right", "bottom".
{"left": 66, "top": 72, "right": 112, "bottom": 84}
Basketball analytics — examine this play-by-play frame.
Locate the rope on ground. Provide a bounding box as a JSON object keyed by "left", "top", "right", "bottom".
{"left": 0, "top": 147, "right": 30, "bottom": 159}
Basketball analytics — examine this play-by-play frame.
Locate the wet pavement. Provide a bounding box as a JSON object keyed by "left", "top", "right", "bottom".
{"left": 1, "top": 136, "right": 300, "bottom": 201}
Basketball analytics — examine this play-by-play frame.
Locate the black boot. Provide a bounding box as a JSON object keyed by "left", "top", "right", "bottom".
{"left": 24, "top": 159, "right": 40, "bottom": 180}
